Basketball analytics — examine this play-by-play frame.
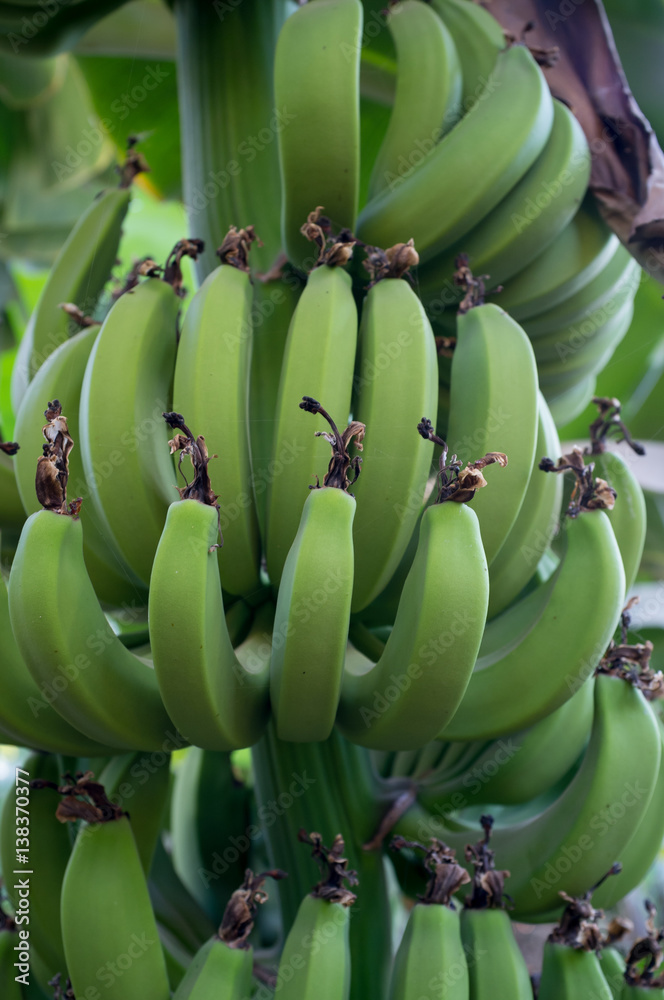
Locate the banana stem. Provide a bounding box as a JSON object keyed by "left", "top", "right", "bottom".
{"left": 251, "top": 724, "right": 397, "bottom": 1000}
{"left": 173, "top": 0, "right": 287, "bottom": 277}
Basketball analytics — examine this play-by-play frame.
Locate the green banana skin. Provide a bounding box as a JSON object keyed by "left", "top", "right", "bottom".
{"left": 172, "top": 935, "right": 254, "bottom": 1000}
{"left": 271, "top": 487, "right": 355, "bottom": 742}
{"left": 350, "top": 276, "right": 437, "bottom": 612}
{"left": 338, "top": 501, "right": 488, "bottom": 751}
{"left": 276, "top": 894, "right": 351, "bottom": 1000}
{"left": 601, "top": 947, "right": 628, "bottom": 1000}
{"left": 357, "top": 43, "right": 554, "bottom": 264}
{"left": 439, "top": 511, "right": 625, "bottom": 741}
{"left": 0, "top": 452, "right": 25, "bottom": 544}
{"left": 98, "top": 750, "right": 172, "bottom": 875}
{"left": 430, "top": 0, "right": 504, "bottom": 110}
{"left": 368, "top": 0, "right": 461, "bottom": 199}
{"left": 0, "top": 572, "right": 116, "bottom": 755}
{"left": 537, "top": 296, "right": 636, "bottom": 384}
{"left": 0, "top": 929, "right": 22, "bottom": 1000}
{"left": 590, "top": 449, "right": 647, "bottom": 594}
{"left": 79, "top": 276, "right": 181, "bottom": 586}
{"left": 149, "top": 499, "right": 270, "bottom": 751}
{"left": 148, "top": 838, "right": 217, "bottom": 961}
{"left": 387, "top": 903, "right": 469, "bottom": 1000}
{"left": 11, "top": 185, "right": 130, "bottom": 412}
{"left": 249, "top": 275, "right": 301, "bottom": 541}
{"left": 418, "top": 99, "right": 591, "bottom": 308}
{"left": 170, "top": 747, "right": 252, "bottom": 925}
{"left": 0, "top": 754, "right": 69, "bottom": 985}
{"left": 460, "top": 908, "right": 531, "bottom": 999}
{"left": 487, "top": 393, "right": 563, "bottom": 619}
{"left": 61, "top": 815, "right": 170, "bottom": 1000}
{"left": 420, "top": 676, "right": 594, "bottom": 811}
{"left": 538, "top": 942, "right": 612, "bottom": 1000}
{"left": 173, "top": 262, "right": 261, "bottom": 598}
{"left": 548, "top": 374, "right": 597, "bottom": 429}
{"left": 9, "top": 510, "right": 176, "bottom": 750}
{"left": 275, "top": 0, "right": 362, "bottom": 269}
{"left": 447, "top": 303, "right": 539, "bottom": 567}
{"left": 12, "top": 324, "right": 148, "bottom": 609}
{"left": 265, "top": 264, "right": 357, "bottom": 586}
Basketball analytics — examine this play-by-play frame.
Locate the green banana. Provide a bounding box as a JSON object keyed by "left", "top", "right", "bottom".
{"left": 79, "top": 252, "right": 200, "bottom": 587}
{"left": 350, "top": 250, "right": 437, "bottom": 612}
{"left": 439, "top": 509, "right": 625, "bottom": 742}
{"left": 13, "top": 325, "right": 148, "bottom": 608}
{"left": 539, "top": 942, "right": 612, "bottom": 999}
{"left": 275, "top": 0, "right": 363, "bottom": 268}
{"left": 271, "top": 397, "right": 360, "bottom": 742}
{"left": 338, "top": 437, "right": 489, "bottom": 751}
{"left": 430, "top": 0, "right": 504, "bottom": 110}
{"left": 487, "top": 392, "right": 563, "bottom": 619}
{"left": 60, "top": 784, "right": 170, "bottom": 1000}
{"left": 0, "top": 449, "right": 24, "bottom": 546}
{"left": 601, "top": 947, "right": 629, "bottom": 1000}
{"left": 8, "top": 508, "right": 176, "bottom": 750}
{"left": 548, "top": 374, "right": 597, "bottom": 428}
{"left": 0, "top": 753, "right": 69, "bottom": 985}
{"left": 265, "top": 237, "right": 358, "bottom": 586}
{"left": 536, "top": 296, "right": 636, "bottom": 388}
{"left": 173, "top": 229, "right": 261, "bottom": 598}
{"left": 367, "top": 0, "right": 461, "bottom": 199}
{"left": 418, "top": 98, "right": 591, "bottom": 311}
{"left": 357, "top": 42, "right": 554, "bottom": 263}
{"left": 460, "top": 909, "right": 531, "bottom": 998}
{"left": 446, "top": 301, "right": 539, "bottom": 567}
{"left": 149, "top": 433, "right": 271, "bottom": 750}
{"left": 10, "top": 157, "right": 137, "bottom": 411}
{"left": 0, "top": 572, "right": 116, "bottom": 755}
{"left": 387, "top": 838, "right": 470, "bottom": 1000}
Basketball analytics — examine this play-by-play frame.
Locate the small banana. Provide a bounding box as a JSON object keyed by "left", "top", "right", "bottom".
{"left": 275, "top": 0, "right": 363, "bottom": 268}
{"left": 60, "top": 777, "right": 171, "bottom": 1000}
{"left": 357, "top": 42, "right": 554, "bottom": 263}
{"left": 337, "top": 424, "right": 490, "bottom": 751}
{"left": 430, "top": 0, "right": 504, "bottom": 109}
{"left": 79, "top": 240, "right": 202, "bottom": 587}
{"left": 265, "top": 216, "right": 358, "bottom": 586}
{"left": 368, "top": 1, "right": 461, "bottom": 199}
{"left": 538, "top": 884, "right": 616, "bottom": 1000}
{"left": 173, "top": 227, "right": 261, "bottom": 598}
{"left": 10, "top": 151, "right": 140, "bottom": 411}
{"left": 387, "top": 837, "right": 470, "bottom": 1000}
{"left": 149, "top": 414, "right": 271, "bottom": 751}
{"left": 446, "top": 295, "right": 539, "bottom": 567}
{"left": 271, "top": 398, "right": 363, "bottom": 742}
{"left": 350, "top": 242, "right": 437, "bottom": 612}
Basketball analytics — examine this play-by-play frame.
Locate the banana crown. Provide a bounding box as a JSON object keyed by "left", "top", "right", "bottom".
{"left": 298, "top": 830, "right": 358, "bottom": 908}
{"left": 390, "top": 835, "right": 469, "bottom": 908}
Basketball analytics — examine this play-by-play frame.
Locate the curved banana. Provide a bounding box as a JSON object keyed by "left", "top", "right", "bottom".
{"left": 338, "top": 440, "right": 489, "bottom": 751}
{"left": 271, "top": 398, "right": 359, "bottom": 743}
{"left": 275, "top": 0, "right": 362, "bottom": 269}
{"left": 350, "top": 248, "right": 437, "bottom": 612}
{"left": 173, "top": 228, "right": 261, "bottom": 598}
{"left": 430, "top": 0, "right": 504, "bottom": 108}
{"left": 0, "top": 753, "right": 70, "bottom": 985}
{"left": 447, "top": 301, "right": 539, "bottom": 567}
{"left": 265, "top": 233, "right": 358, "bottom": 586}
{"left": 548, "top": 374, "right": 597, "bottom": 428}
{"left": 357, "top": 42, "right": 554, "bottom": 264}
{"left": 367, "top": 0, "right": 461, "bottom": 199}
{"left": 536, "top": 296, "right": 635, "bottom": 388}
{"left": 439, "top": 508, "right": 625, "bottom": 742}
{"left": 0, "top": 571, "right": 118, "bottom": 756}
{"left": 487, "top": 393, "right": 563, "bottom": 618}
{"left": 61, "top": 790, "right": 170, "bottom": 1000}
{"left": 418, "top": 99, "right": 591, "bottom": 309}
{"left": 8, "top": 508, "right": 176, "bottom": 750}
{"left": 79, "top": 249, "right": 200, "bottom": 587}
{"left": 539, "top": 942, "right": 612, "bottom": 999}
{"left": 10, "top": 156, "right": 137, "bottom": 411}
{"left": 496, "top": 201, "right": 618, "bottom": 322}
{"left": 149, "top": 437, "right": 271, "bottom": 751}
{"left": 13, "top": 325, "right": 148, "bottom": 608}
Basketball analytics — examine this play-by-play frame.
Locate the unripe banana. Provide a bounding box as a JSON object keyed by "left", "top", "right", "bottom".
{"left": 357, "top": 42, "right": 554, "bottom": 263}
{"left": 460, "top": 908, "right": 532, "bottom": 999}
{"left": 447, "top": 301, "right": 539, "bottom": 567}
{"left": 368, "top": 0, "right": 461, "bottom": 199}
{"left": 61, "top": 796, "right": 170, "bottom": 1000}
{"left": 275, "top": 0, "right": 362, "bottom": 268}
{"left": 266, "top": 245, "right": 358, "bottom": 586}
{"left": 430, "top": 0, "right": 504, "bottom": 109}
{"left": 9, "top": 509, "right": 175, "bottom": 750}
{"left": 276, "top": 894, "right": 352, "bottom": 999}
{"left": 539, "top": 942, "right": 612, "bottom": 1000}
{"left": 98, "top": 750, "right": 171, "bottom": 875}
{"left": 173, "top": 229, "right": 261, "bottom": 598}
{"left": 0, "top": 449, "right": 25, "bottom": 547}
{"left": 172, "top": 936, "right": 253, "bottom": 1000}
